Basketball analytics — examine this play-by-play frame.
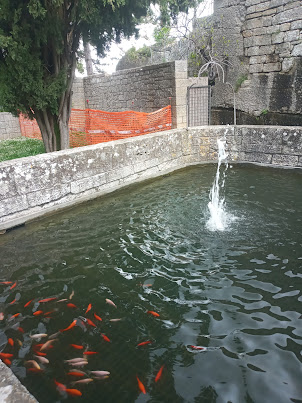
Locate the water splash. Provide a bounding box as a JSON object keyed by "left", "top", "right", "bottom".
{"left": 206, "top": 131, "right": 234, "bottom": 231}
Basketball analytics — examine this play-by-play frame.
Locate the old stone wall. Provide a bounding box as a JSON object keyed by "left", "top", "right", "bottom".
{"left": 0, "top": 113, "right": 22, "bottom": 140}
{"left": 0, "top": 125, "right": 301, "bottom": 231}
{"left": 207, "top": 0, "right": 302, "bottom": 124}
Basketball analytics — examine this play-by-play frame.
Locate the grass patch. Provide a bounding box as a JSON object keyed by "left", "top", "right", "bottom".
{"left": 0, "top": 137, "right": 46, "bottom": 162}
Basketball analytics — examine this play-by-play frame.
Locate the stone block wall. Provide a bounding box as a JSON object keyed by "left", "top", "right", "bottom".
{"left": 0, "top": 125, "right": 301, "bottom": 231}
{"left": 200, "top": 0, "right": 302, "bottom": 124}
{"left": 0, "top": 112, "right": 22, "bottom": 140}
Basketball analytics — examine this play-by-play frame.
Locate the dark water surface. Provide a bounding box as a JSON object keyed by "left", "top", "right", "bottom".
{"left": 0, "top": 164, "right": 301, "bottom": 403}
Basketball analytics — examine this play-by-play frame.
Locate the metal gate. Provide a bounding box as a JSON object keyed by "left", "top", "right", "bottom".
{"left": 187, "top": 85, "right": 211, "bottom": 127}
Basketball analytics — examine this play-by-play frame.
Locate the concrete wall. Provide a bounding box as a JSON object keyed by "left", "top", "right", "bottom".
{"left": 0, "top": 113, "right": 22, "bottom": 140}
{"left": 0, "top": 125, "right": 301, "bottom": 231}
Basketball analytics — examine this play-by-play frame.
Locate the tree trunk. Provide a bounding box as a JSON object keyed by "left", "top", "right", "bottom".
{"left": 35, "top": 109, "right": 58, "bottom": 153}
{"left": 84, "top": 41, "right": 94, "bottom": 76}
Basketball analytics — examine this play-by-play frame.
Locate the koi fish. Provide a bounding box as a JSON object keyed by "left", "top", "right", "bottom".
{"left": 90, "top": 370, "right": 110, "bottom": 377}
{"left": 25, "top": 360, "right": 41, "bottom": 370}
{"left": 85, "top": 303, "right": 92, "bottom": 314}
{"left": 0, "top": 353, "right": 13, "bottom": 359}
{"left": 57, "top": 299, "right": 68, "bottom": 303}
{"left": 86, "top": 318, "right": 96, "bottom": 328}
{"left": 67, "top": 303, "right": 77, "bottom": 309}
{"left": 189, "top": 345, "right": 206, "bottom": 350}
{"left": 65, "top": 389, "right": 82, "bottom": 397}
{"left": 16, "top": 339, "right": 23, "bottom": 347}
{"left": 60, "top": 319, "right": 77, "bottom": 332}
{"left": 71, "top": 378, "right": 93, "bottom": 385}
{"left": 18, "top": 327, "right": 24, "bottom": 333}
{"left": 9, "top": 299, "right": 16, "bottom": 305}
{"left": 44, "top": 310, "right": 55, "bottom": 316}
{"left": 24, "top": 299, "right": 34, "bottom": 308}
{"left": 83, "top": 351, "right": 98, "bottom": 355}
{"left": 101, "top": 333, "right": 111, "bottom": 343}
{"left": 54, "top": 380, "right": 66, "bottom": 392}
{"left": 105, "top": 298, "right": 117, "bottom": 308}
{"left": 38, "top": 297, "right": 57, "bottom": 303}
{"left": 8, "top": 338, "right": 14, "bottom": 347}
{"left": 35, "top": 351, "right": 47, "bottom": 357}
{"left": 0, "top": 312, "right": 4, "bottom": 320}
{"left": 0, "top": 281, "right": 13, "bottom": 285}
{"left": 49, "top": 331, "right": 61, "bottom": 340}
{"left": 70, "top": 361, "right": 89, "bottom": 367}
{"left": 109, "top": 318, "right": 121, "bottom": 322}
{"left": 69, "top": 290, "right": 75, "bottom": 300}
{"left": 93, "top": 313, "right": 102, "bottom": 321}
{"left": 137, "top": 341, "right": 152, "bottom": 347}
{"left": 10, "top": 282, "right": 17, "bottom": 290}
{"left": 40, "top": 339, "right": 57, "bottom": 352}
{"left": 30, "top": 333, "right": 48, "bottom": 340}
{"left": 65, "top": 358, "right": 88, "bottom": 364}
{"left": 155, "top": 365, "right": 164, "bottom": 382}
{"left": 33, "top": 310, "right": 43, "bottom": 316}
{"left": 67, "top": 371, "right": 86, "bottom": 377}
{"left": 136, "top": 376, "right": 146, "bottom": 394}
{"left": 9, "top": 313, "right": 20, "bottom": 320}
{"left": 70, "top": 344, "right": 84, "bottom": 350}
{"left": 3, "top": 358, "right": 11, "bottom": 366}
{"left": 147, "top": 310, "right": 160, "bottom": 317}
{"left": 34, "top": 355, "right": 49, "bottom": 364}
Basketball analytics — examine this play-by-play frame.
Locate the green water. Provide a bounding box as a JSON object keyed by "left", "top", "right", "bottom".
{"left": 0, "top": 164, "right": 301, "bottom": 403}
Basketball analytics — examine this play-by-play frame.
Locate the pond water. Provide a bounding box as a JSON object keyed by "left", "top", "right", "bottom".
{"left": 0, "top": 164, "right": 301, "bottom": 403}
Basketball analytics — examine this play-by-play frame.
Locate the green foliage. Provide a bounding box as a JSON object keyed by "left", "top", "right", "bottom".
{"left": 260, "top": 109, "right": 268, "bottom": 116}
{"left": 127, "top": 45, "right": 151, "bottom": 61}
{"left": 235, "top": 74, "right": 248, "bottom": 92}
{"left": 0, "top": 138, "right": 45, "bottom": 162}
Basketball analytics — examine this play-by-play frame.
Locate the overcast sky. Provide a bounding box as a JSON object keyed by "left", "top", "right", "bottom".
{"left": 77, "top": 0, "right": 214, "bottom": 76}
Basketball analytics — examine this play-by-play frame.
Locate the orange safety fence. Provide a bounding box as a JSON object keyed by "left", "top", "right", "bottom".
{"left": 19, "top": 106, "right": 172, "bottom": 148}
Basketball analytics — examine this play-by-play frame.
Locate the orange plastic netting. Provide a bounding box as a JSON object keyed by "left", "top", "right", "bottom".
{"left": 19, "top": 106, "right": 172, "bottom": 147}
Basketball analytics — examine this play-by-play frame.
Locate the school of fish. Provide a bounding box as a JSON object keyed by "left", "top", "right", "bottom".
{"left": 0, "top": 280, "right": 199, "bottom": 399}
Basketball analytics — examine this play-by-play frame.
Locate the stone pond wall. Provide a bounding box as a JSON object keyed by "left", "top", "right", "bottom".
{"left": 0, "top": 125, "right": 301, "bottom": 232}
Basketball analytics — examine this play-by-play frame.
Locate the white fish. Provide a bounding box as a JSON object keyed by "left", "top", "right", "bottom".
{"left": 65, "top": 358, "right": 88, "bottom": 364}
{"left": 69, "top": 290, "right": 74, "bottom": 300}
{"left": 105, "top": 298, "right": 117, "bottom": 308}
{"left": 90, "top": 370, "right": 110, "bottom": 377}
{"left": 109, "top": 318, "right": 121, "bottom": 322}
{"left": 40, "top": 339, "right": 57, "bottom": 351}
{"left": 34, "top": 355, "right": 49, "bottom": 364}
{"left": 71, "top": 378, "right": 93, "bottom": 385}
{"left": 30, "top": 333, "right": 48, "bottom": 340}
{"left": 70, "top": 361, "right": 89, "bottom": 367}
{"left": 49, "top": 331, "right": 61, "bottom": 340}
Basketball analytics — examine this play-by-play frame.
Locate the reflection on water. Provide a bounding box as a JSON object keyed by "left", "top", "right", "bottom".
{"left": 0, "top": 164, "right": 301, "bottom": 402}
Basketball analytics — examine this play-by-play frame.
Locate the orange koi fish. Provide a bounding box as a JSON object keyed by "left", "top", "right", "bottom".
{"left": 155, "top": 365, "right": 164, "bottom": 382}
{"left": 9, "top": 313, "right": 20, "bottom": 320}
{"left": 10, "top": 282, "right": 17, "bottom": 290}
{"left": 85, "top": 303, "right": 92, "bottom": 314}
{"left": 27, "top": 368, "right": 43, "bottom": 373}
{"left": 137, "top": 341, "right": 152, "bottom": 347}
{"left": 17, "top": 327, "right": 24, "bottom": 333}
{"left": 67, "top": 303, "right": 77, "bottom": 309}
{"left": 70, "top": 344, "right": 84, "bottom": 350}
{"left": 54, "top": 380, "right": 66, "bottom": 392}
{"left": 24, "top": 299, "right": 33, "bottom": 308}
{"left": 101, "top": 333, "right": 111, "bottom": 343}
{"left": 0, "top": 353, "right": 13, "bottom": 359}
{"left": 86, "top": 318, "right": 96, "bottom": 328}
{"left": 35, "top": 351, "right": 47, "bottom": 357}
{"left": 65, "top": 389, "right": 82, "bottom": 397}
{"left": 39, "top": 297, "right": 57, "bottom": 303}
{"left": 93, "top": 313, "right": 102, "bottom": 321}
{"left": 0, "top": 281, "right": 13, "bottom": 285}
{"left": 0, "top": 312, "right": 4, "bottom": 320}
{"left": 9, "top": 299, "right": 16, "bottom": 305}
{"left": 3, "top": 358, "right": 11, "bottom": 366}
{"left": 67, "top": 371, "right": 86, "bottom": 377}
{"left": 60, "top": 319, "right": 77, "bottom": 332}
{"left": 83, "top": 351, "right": 98, "bottom": 355}
{"left": 147, "top": 310, "right": 160, "bottom": 317}
{"left": 40, "top": 339, "right": 57, "bottom": 352}
{"left": 136, "top": 376, "right": 146, "bottom": 394}
{"left": 33, "top": 310, "right": 43, "bottom": 316}
{"left": 8, "top": 338, "right": 14, "bottom": 347}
